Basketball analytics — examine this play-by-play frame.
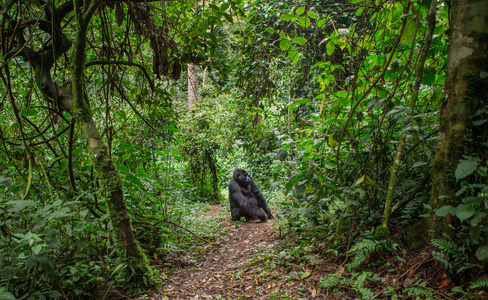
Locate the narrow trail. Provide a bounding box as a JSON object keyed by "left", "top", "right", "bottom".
{"left": 151, "top": 205, "right": 331, "bottom": 300}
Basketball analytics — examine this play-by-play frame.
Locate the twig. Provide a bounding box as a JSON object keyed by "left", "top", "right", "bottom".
{"left": 161, "top": 219, "right": 212, "bottom": 244}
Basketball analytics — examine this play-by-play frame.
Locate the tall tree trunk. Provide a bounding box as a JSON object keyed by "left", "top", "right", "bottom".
{"left": 188, "top": 63, "right": 199, "bottom": 109}
{"left": 202, "top": 66, "right": 208, "bottom": 86}
{"left": 430, "top": 0, "right": 488, "bottom": 235}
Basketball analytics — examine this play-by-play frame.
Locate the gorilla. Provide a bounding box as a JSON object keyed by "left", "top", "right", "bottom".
{"left": 228, "top": 169, "right": 274, "bottom": 222}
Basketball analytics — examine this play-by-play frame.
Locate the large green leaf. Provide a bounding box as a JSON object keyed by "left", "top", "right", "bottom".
{"left": 280, "top": 39, "right": 292, "bottom": 51}
{"left": 292, "top": 37, "right": 307, "bottom": 45}
{"left": 400, "top": 19, "right": 416, "bottom": 45}
{"left": 454, "top": 204, "right": 475, "bottom": 222}
{"left": 307, "top": 11, "right": 318, "bottom": 19}
{"left": 435, "top": 205, "right": 453, "bottom": 217}
{"left": 326, "top": 42, "right": 335, "bottom": 56}
{"left": 455, "top": 157, "right": 479, "bottom": 181}
{"left": 298, "top": 16, "right": 310, "bottom": 28}
{"left": 476, "top": 245, "right": 488, "bottom": 261}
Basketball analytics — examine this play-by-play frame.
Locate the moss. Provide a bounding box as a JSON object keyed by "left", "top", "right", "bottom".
{"left": 374, "top": 225, "right": 389, "bottom": 239}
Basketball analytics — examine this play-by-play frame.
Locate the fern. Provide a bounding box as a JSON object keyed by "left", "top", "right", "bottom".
{"left": 303, "top": 254, "right": 322, "bottom": 265}
{"left": 320, "top": 274, "right": 341, "bottom": 289}
{"left": 431, "top": 238, "right": 458, "bottom": 256}
{"left": 320, "top": 271, "right": 375, "bottom": 299}
{"left": 358, "top": 287, "right": 375, "bottom": 299}
{"left": 405, "top": 286, "right": 430, "bottom": 297}
{"left": 348, "top": 238, "right": 378, "bottom": 268}
{"left": 469, "top": 277, "right": 488, "bottom": 290}
{"left": 349, "top": 238, "right": 377, "bottom": 253}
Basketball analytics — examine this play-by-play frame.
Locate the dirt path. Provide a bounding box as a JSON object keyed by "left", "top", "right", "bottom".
{"left": 152, "top": 205, "right": 328, "bottom": 300}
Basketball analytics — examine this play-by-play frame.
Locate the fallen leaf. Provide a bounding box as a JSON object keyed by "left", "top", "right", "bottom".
{"left": 301, "top": 271, "right": 312, "bottom": 280}
{"left": 336, "top": 266, "right": 345, "bottom": 276}
{"left": 439, "top": 280, "right": 449, "bottom": 287}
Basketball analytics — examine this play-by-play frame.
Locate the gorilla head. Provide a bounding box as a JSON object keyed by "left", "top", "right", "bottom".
{"left": 233, "top": 168, "right": 251, "bottom": 187}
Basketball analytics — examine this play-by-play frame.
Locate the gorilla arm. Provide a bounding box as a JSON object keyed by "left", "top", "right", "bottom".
{"left": 250, "top": 180, "right": 274, "bottom": 219}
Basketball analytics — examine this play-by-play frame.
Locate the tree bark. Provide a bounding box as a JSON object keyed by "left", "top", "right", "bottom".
{"left": 188, "top": 63, "right": 199, "bottom": 109}
{"left": 430, "top": 0, "right": 488, "bottom": 235}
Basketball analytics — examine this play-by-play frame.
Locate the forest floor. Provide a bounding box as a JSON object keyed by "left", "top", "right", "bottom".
{"left": 148, "top": 205, "right": 484, "bottom": 300}
{"left": 150, "top": 204, "right": 341, "bottom": 300}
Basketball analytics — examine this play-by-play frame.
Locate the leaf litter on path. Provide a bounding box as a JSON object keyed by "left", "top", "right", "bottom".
{"left": 150, "top": 205, "right": 331, "bottom": 300}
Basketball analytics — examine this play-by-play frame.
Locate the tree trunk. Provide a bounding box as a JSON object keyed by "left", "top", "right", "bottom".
{"left": 430, "top": 0, "right": 488, "bottom": 235}
{"left": 188, "top": 63, "right": 199, "bottom": 109}
{"left": 202, "top": 66, "right": 209, "bottom": 86}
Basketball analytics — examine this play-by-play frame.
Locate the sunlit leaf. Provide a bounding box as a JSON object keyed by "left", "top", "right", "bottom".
{"left": 298, "top": 16, "right": 310, "bottom": 28}
{"left": 280, "top": 39, "right": 292, "bottom": 51}
{"left": 326, "top": 42, "right": 335, "bottom": 56}
{"left": 292, "top": 37, "right": 307, "bottom": 45}
{"left": 307, "top": 11, "right": 318, "bottom": 19}
{"left": 400, "top": 19, "right": 416, "bottom": 45}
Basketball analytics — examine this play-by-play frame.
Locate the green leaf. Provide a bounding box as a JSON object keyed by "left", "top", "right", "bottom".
{"left": 455, "top": 157, "right": 479, "bottom": 181}
{"left": 32, "top": 243, "right": 47, "bottom": 255}
{"left": 400, "top": 19, "right": 416, "bottom": 45}
{"left": 279, "top": 14, "right": 298, "bottom": 21}
{"left": 0, "top": 292, "right": 16, "bottom": 300}
{"left": 265, "top": 27, "right": 275, "bottom": 33}
{"left": 276, "top": 150, "right": 288, "bottom": 161}
{"left": 305, "top": 144, "right": 313, "bottom": 154}
{"left": 127, "top": 174, "right": 144, "bottom": 188}
{"left": 288, "top": 49, "right": 299, "bottom": 64}
{"left": 356, "top": 7, "right": 364, "bottom": 17}
{"left": 8, "top": 200, "right": 36, "bottom": 212}
{"left": 0, "top": 266, "right": 21, "bottom": 281}
{"left": 136, "top": 167, "right": 147, "bottom": 176}
{"left": 201, "top": 21, "right": 209, "bottom": 32}
{"left": 116, "top": 164, "right": 130, "bottom": 173}
{"left": 220, "top": 2, "right": 230, "bottom": 11}
{"left": 412, "top": 161, "right": 427, "bottom": 168}
{"left": 292, "top": 37, "right": 307, "bottom": 45}
{"left": 47, "top": 207, "right": 71, "bottom": 218}
{"left": 435, "top": 205, "right": 453, "bottom": 217}
{"left": 296, "top": 7, "right": 305, "bottom": 16}
{"left": 317, "top": 19, "right": 326, "bottom": 28}
{"left": 476, "top": 245, "right": 488, "bottom": 261}
{"left": 326, "top": 42, "right": 335, "bottom": 56}
{"left": 298, "top": 16, "right": 311, "bottom": 28}
{"left": 20, "top": 108, "right": 39, "bottom": 117}
{"left": 280, "top": 39, "right": 292, "bottom": 51}
{"left": 307, "top": 11, "right": 318, "bottom": 19}
{"left": 454, "top": 204, "right": 475, "bottom": 222}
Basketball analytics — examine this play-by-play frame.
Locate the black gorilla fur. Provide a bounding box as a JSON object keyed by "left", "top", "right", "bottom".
{"left": 228, "top": 169, "right": 274, "bottom": 222}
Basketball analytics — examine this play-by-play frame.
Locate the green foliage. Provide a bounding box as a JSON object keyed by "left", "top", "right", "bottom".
{"left": 469, "top": 277, "right": 488, "bottom": 290}
{"left": 320, "top": 271, "right": 377, "bottom": 299}
{"left": 347, "top": 229, "right": 399, "bottom": 269}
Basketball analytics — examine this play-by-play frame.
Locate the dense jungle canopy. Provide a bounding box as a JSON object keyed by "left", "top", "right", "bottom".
{"left": 0, "top": 0, "right": 487, "bottom": 298}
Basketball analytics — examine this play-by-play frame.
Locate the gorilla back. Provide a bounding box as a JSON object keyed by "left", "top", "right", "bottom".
{"left": 228, "top": 169, "right": 274, "bottom": 222}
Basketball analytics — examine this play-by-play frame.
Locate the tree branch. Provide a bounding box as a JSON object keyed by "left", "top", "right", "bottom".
{"left": 85, "top": 60, "right": 154, "bottom": 91}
